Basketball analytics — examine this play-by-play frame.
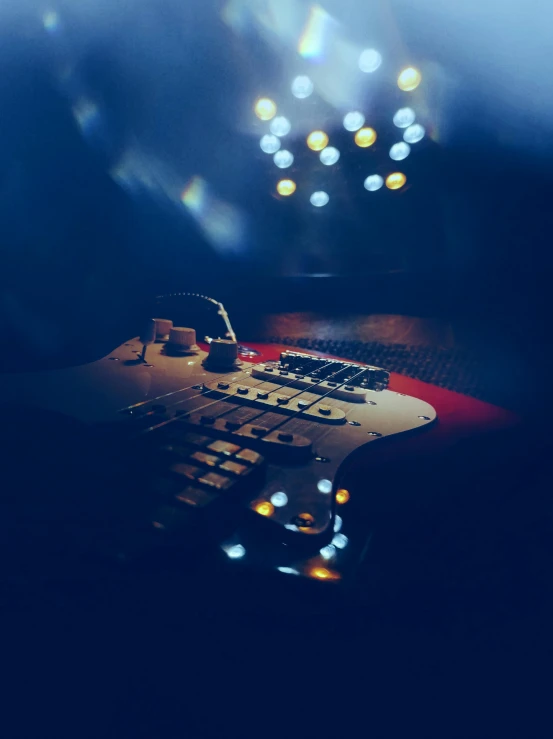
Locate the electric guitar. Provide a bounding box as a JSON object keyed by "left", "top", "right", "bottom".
{"left": 1, "top": 324, "right": 517, "bottom": 586}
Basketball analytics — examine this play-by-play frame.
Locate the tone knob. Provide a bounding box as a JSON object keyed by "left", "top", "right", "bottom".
{"left": 204, "top": 339, "right": 240, "bottom": 369}
{"left": 153, "top": 318, "right": 173, "bottom": 341}
{"left": 168, "top": 327, "right": 198, "bottom": 353}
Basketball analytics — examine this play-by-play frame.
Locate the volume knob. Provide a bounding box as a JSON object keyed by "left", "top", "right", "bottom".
{"left": 168, "top": 327, "right": 199, "bottom": 353}
{"left": 153, "top": 318, "right": 173, "bottom": 341}
{"left": 204, "top": 339, "right": 240, "bottom": 369}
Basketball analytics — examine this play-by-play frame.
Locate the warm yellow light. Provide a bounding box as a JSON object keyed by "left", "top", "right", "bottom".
{"left": 336, "top": 489, "right": 350, "bottom": 505}
{"left": 254, "top": 97, "right": 277, "bottom": 121}
{"left": 277, "top": 179, "right": 296, "bottom": 196}
{"left": 296, "top": 512, "right": 315, "bottom": 529}
{"left": 254, "top": 501, "right": 275, "bottom": 517}
{"left": 306, "top": 130, "right": 329, "bottom": 151}
{"left": 386, "top": 172, "right": 407, "bottom": 190}
{"left": 354, "top": 127, "right": 377, "bottom": 148}
{"left": 310, "top": 567, "right": 341, "bottom": 581}
{"left": 397, "top": 67, "right": 422, "bottom": 92}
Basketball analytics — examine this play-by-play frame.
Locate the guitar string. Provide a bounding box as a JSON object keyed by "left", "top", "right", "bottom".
{"left": 140, "top": 360, "right": 370, "bottom": 441}
{"left": 137, "top": 357, "right": 347, "bottom": 434}
{"left": 137, "top": 354, "right": 343, "bottom": 422}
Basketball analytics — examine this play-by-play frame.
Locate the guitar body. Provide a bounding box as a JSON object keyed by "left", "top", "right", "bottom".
{"left": 1, "top": 337, "right": 518, "bottom": 585}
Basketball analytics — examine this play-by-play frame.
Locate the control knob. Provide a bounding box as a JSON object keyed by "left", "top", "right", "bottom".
{"left": 203, "top": 339, "right": 240, "bottom": 369}
{"left": 167, "top": 327, "right": 199, "bottom": 354}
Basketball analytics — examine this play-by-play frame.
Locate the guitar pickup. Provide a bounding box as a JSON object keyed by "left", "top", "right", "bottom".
{"left": 251, "top": 368, "right": 367, "bottom": 402}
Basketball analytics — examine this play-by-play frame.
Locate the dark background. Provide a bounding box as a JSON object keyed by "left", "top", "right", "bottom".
{"left": 2, "top": 2, "right": 553, "bottom": 737}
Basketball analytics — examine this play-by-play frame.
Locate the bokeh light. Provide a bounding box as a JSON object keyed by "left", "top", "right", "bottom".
{"left": 397, "top": 67, "right": 422, "bottom": 92}
{"left": 309, "top": 567, "right": 341, "bottom": 581}
{"left": 332, "top": 533, "right": 348, "bottom": 549}
{"left": 310, "top": 191, "right": 329, "bottom": 207}
{"left": 271, "top": 492, "right": 288, "bottom": 507}
{"left": 270, "top": 116, "right": 291, "bottom": 137}
{"left": 260, "top": 134, "right": 281, "bottom": 154}
{"left": 389, "top": 142, "right": 411, "bottom": 161}
{"left": 254, "top": 501, "right": 275, "bottom": 517}
{"left": 319, "top": 147, "right": 340, "bottom": 166}
{"left": 224, "top": 544, "right": 246, "bottom": 559}
{"left": 358, "top": 49, "right": 382, "bottom": 73}
{"left": 297, "top": 512, "right": 315, "bottom": 529}
{"left": 43, "top": 10, "right": 60, "bottom": 32}
{"left": 386, "top": 172, "right": 407, "bottom": 190}
{"left": 334, "top": 515, "right": 343, "bottom": 532}
{"left": 277, "top": 566, "right": 300, "bottom": 575}
{"left": 393, "top": 107, "right": 416, "bottom": 129}
{"left": 336, "top": 489, "right": 350, "bottom": 504}
{"left": 274, "top": 150, "right": 294, "bottom": 168}
{"left": 298, "top": 5, "right": 333, "bottom": 61}
{"left": 320, "top": 545, "right": 337, "bottom": 561}
{"left": 403, "top": 123, "right": 426, "bottom": 144}
{"left": 277, "top": 179, "right": 296, "bottom": 196}
{"left": 291, "top": 75, "right": 314, "bottom": 99}
{"left": 364, "top": 174, "right": 384, "bottom": 192}
{"left": 254, "top": 98, "right": 277, "bottom": 121}
{"left": 307, "top": 130, "right": 329, "bottom": 151}
{"left": 343, "top": 111, "right": 365, "bottom": 132}
{"left": 317, "top": 479, "right": 333, "bottom": 493}
{"left": 354, "top": 127, "right": 377, "bottom": 148}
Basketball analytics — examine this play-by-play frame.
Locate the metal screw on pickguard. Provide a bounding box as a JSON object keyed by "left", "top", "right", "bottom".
{"left": 348, "top": 421, "right": 361, "bottom": 426}
{"left": 315, "top": 456, "right": 330, "bottom": 463}
{"left": 367, "top": 401, "right": 377, "bottom": 406}
{"left": 418, "top": 416, "right": 431, "bottom": 421}
{"left": 367, "top": 432, "right": 382, "bottom": 437}
{"left": 109, "top": 357, "right": 120, "bottom": 361}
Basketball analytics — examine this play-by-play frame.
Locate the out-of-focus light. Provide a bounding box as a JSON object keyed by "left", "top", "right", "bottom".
{"left": 364, "top": 175, "right": 384, "bottom": 192}
{"left": 307, "top": 130, "right": 329, "bottom": 151}
{"left": 386, "top": 173, "right": 407, "bottom": 190}
{"left": 291, "top": 76, "right": 314, "bottom": 99}
{"left": 403, "top": 124, "right": 425, "bottom": 144}
{"left": 336, "top": 489, "right": 350, "bottom": 504}
{"left": 334, "top": 515, "right": 343, "bottom": 533}
{"left": 224, "top": 544, "right": 246, "bottom": 559}
{"left": 255, "top": 501, "right": 275, "bottom": 517}
{"left": 73, "top": 99, "right": 100, "bottom": 135}
{"left": 332, "top": 533, "right": 348, "bottom": 549}
{"left": 320, "top": 545, "right": 336, "bottom": 561}
{"left": 181, "top": 176, "right": 244, "bottom": 252}
{"left": 358, "top": 49, "right": 382, "bottom": 73}
{"left": 260, "top": 134, "right": 281, "bottom": 154}
{"left": 274, "top": 150, "right": 294, "bottom": 168}
{"left": 254, "top": 98, "right": 277, "bottom": 121}
{"left": 310, "top": 191, "right": 329, "bottom": 207}
{"left": 398, "top": 67, "right": 422, "bottom": 92}
{"left": 277, "top": 566, "right": 300, "bottom": 575}
{"left": 317, "top": 479, "right": 333, "bottom": 494}
{"left": 298, "top": 5, "right": 334, "bottom": 61}
{"left": 277, "top": 179, "right": 296, "bottom": 196}
{"left": 271, "top": 492, "right": 288, "bottom": 507}
{"left": 393, "top": 107, "right": 416, "bottom": 129}
{"left": 297, "top": 513, "right": 315, "bottom": 529}
{"left": 354, "top": 128, "right": 377, "bottom": 148}
{"left": 270, "top": 116, "right": 291, "bottom": 137}
{"left": 309, "top": 567, "right": 341, "bottom": 581}
{"left": 389, "top": 142, "right": 411, "bottom": 161}
{"left": 343, "top": 111, "right": 365, "bottom": 132}
{"left": 320, "top": 147, "right": 340, "bottom": 166}
{"left": 43, "top": 10, "right": 60, "bottom": 32}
